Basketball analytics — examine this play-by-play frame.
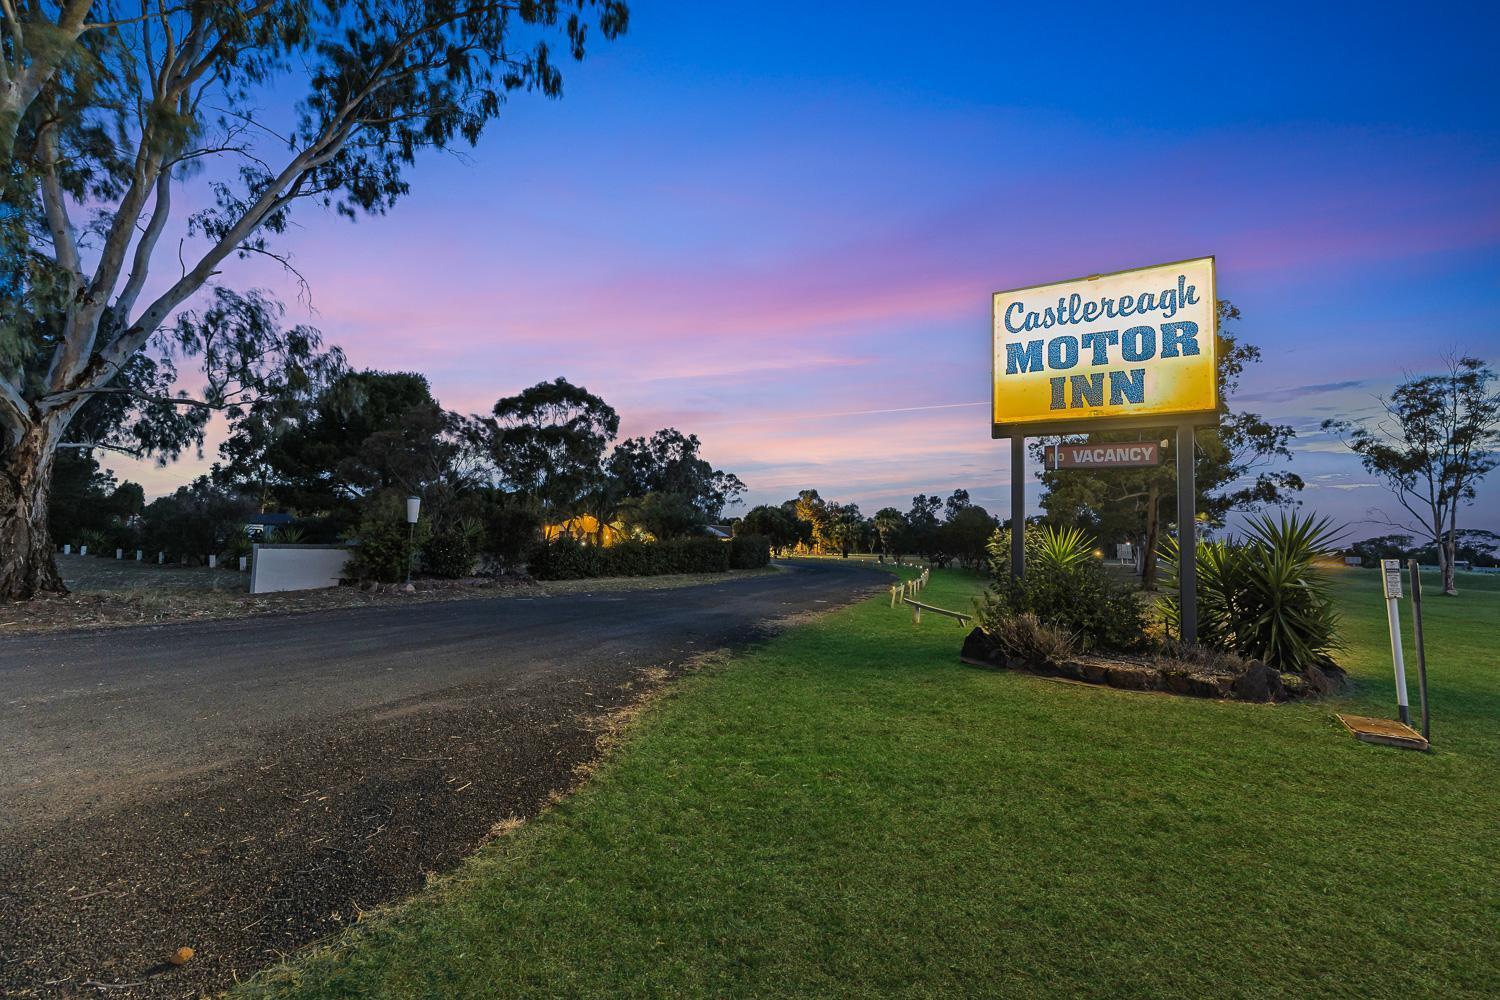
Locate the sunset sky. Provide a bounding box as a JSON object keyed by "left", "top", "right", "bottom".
{"left": 114, "top": 2, "right": 1500, "bottom": 536}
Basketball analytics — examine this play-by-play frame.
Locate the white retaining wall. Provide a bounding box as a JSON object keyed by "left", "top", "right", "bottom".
{"left": 250, "top": 543, "right": 351, "bottom": 594}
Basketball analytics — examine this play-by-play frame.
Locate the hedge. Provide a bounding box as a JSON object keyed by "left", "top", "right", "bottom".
{"left": 529, "top": 534, "right": 769, "bottom": 580}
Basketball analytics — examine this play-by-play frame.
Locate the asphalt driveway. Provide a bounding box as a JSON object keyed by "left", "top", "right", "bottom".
{"left": 0, "top": 559, "right": 886, "bottom": 997}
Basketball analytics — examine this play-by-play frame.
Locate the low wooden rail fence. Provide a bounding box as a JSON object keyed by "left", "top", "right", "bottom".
{"left": 888, "top": 568, "right": 972, "bottom": 627}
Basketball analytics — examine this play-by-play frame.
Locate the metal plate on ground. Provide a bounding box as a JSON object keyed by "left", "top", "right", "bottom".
{"left": 1337, "top": 713, "right": 1429, "bottom": 751}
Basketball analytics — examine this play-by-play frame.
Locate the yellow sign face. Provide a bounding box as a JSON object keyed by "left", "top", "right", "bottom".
{"left": 992, "top": 256, "right": 1217, "bottom": 432}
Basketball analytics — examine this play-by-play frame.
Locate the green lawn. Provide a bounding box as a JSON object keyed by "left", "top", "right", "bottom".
{"left": 245, "top": 566, "right": 1500, "bottom": 999}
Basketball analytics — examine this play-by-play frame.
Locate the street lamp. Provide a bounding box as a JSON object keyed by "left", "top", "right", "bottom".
{"left": 405, "top": 495, "right": 421, "bottom": 586}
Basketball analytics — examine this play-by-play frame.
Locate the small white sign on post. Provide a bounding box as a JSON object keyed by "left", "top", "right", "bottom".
{"left": 1381, "top": 559, "right": 1411, "bottom": 724}
{"left": 1382, "top": 559, "right": 1403, "bottom": 599}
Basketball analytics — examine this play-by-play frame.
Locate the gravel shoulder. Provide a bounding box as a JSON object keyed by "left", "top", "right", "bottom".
{"left": 0, "top": 560, "right": 885, "bottom": 997}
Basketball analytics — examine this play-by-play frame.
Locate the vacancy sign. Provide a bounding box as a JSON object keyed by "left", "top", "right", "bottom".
{"left": 1044, "top": 442, "right": 1162, "bottom": 469}
{"left": 992, "top": 257, "right": 1218, "bottom": 435}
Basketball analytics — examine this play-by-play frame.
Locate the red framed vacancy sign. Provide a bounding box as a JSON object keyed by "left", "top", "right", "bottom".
{"left": 1044, "top": 441, "right": 1163, "bottom": 469}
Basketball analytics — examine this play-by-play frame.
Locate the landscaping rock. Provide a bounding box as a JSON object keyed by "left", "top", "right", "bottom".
{"left": 959, "top": 628, "right": 1002, "bottom": 668}
{"left": 1104, "top": 664, "right": 1157, "bottom": 691}
{"left": 1054, "top": 659, "right": 1090, "bottom": 682}
{"left": 1081, "top": 662, "right": 1111, "bottom": 685}
{"left": 1231, "top": 660, "right": 1283, "bottom": 702}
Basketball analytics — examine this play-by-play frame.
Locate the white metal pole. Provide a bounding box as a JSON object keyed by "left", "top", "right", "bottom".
{"left": 1385, "top": 598, "right": 1410, "bottom": 724}
{"left": 1381, "top": 559, "right": 1411, "bottom": 725}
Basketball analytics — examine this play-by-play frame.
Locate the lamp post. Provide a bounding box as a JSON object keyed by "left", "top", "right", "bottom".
{"left": 405, "top": 495, "right": 421, "bottom": 586}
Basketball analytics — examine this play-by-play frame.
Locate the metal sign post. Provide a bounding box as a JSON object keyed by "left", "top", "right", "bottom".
{"left": 1407, "top": 558, "right": 1431, "bottom": 741}
{"left": 1176, "top": 423, "right": 1197, "bottom": 645}
{"left": 1381, "top": 559, "right": 1411, "bottom": 725}
{"left": 1010, "top": 434, "right": 1025, "bottom": 583}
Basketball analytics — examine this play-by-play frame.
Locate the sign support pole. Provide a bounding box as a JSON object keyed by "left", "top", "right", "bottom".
{"left": 1010, "top": 434, "right": 1025, "bottom": 583}
{"left": 1381, "top": 559, "right": 1411, "bottom": 725}
{"left": 1175, "top": 422, "right": 1197, "bottom": 644}
{"left": 1407, "top": 558, "right": 1430, "bottom": 740}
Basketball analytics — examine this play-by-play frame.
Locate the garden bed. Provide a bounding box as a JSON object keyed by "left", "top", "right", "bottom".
{"left": 959, "top": 627, "right": 1345, "bottom": 703}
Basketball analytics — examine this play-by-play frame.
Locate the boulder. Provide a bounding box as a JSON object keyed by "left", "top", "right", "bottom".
{"left": 1081, "top": 662, "right": 1111, "bottom": 685}
{"left": 1231, "top": 660, "right": 1283, "bottom": 702}
{"left": 1054, "top": 659, "right": 1090, "bottom": 682}
{"left": 960, "top": 628, "right": 1003, "bottom": 668}
{"left": 1103, "top": 664, "right": 1157, "bottom": 691}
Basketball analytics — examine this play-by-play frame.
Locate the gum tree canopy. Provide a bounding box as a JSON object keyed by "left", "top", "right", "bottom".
{"left": 0, "top": 1, "right": 628, "bottom": 598}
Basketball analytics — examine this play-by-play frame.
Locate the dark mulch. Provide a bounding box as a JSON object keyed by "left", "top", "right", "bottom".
{"left": 0, "top": 655, "right": 680, "bottom": 998}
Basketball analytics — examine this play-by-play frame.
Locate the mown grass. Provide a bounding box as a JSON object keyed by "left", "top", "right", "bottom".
{"left": 243, "top": 565, "right": 1499, "bottom": 999}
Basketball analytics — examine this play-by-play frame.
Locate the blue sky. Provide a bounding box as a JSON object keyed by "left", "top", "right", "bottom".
{"left": 114, "top": 1, "right": 1500, "bottom": 538}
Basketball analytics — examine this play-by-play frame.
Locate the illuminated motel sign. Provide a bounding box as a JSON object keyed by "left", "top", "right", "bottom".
{"left": 991, "top": 256, "right": 1218, "bottom": 643}
{"left": 992, "top": 257, "right": 1217, "bottom": 435}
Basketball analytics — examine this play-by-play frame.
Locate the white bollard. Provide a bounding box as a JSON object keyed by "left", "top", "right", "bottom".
{"left": 79, "top": 545, "right": 88, "bottom": 556}
{"left": 239, "top": 555, "right": 248, "bottom": 572}
{"left": 1381, "top": 559, "right": 1412, "bottom": 725}
{"left": 63, "top": 544, "right": 72, "bottom": 554}
{"left": 158, "top": 551, "right": 164, "bottom": 564}
{"left": 116, "top": 548, "right": 123, "bottom": 559}
{"left": 136, "top": 550, "right": 143, "bottom": 561}
{"left": 207, "top": 554, "right": 217, "bottom": 569}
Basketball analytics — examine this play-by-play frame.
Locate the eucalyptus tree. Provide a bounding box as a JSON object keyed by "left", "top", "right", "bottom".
{"left": 0, "top": 0, "right": 628, "bottom": 597}
{"left": 1324, "top": 355, "right": 1498, "bottom": 595}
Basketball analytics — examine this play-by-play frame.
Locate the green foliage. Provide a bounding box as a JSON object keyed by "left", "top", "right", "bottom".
{"left": 423, "top": 518, "right": 484, "bottom": 579}
{"left": 728, "top": 534, "right": 771, "bottom": 569}
{"left": 620, "top": 491, "right": 708, "bottom": 540}
{"left": 1034, "top": 524, "right": 1094, "bottom": 571}
{"left": 487, "top": 378, "right": 620, "bottom": 513}
{"left": 979, "top": 557, "right": 1149, "bottom": 653}
{"left": 349, "top": 495, "right": 430, "bottom": 583}
{"left": 482, "top": 497, "right": 544, "bottom": 568}
{"left": 1323, "top": 355, "right": 1498, "bottom": 594}
{"left": 942, "top": 505, "right": 999, "bottom": 570}
{"left": 980, "top": 611, "right": 1078, "bottom": 664}
{"left": 47, "top": 450, "right": 142, "bottom": 549}
{"left": 737, "top": 505, "right": 801, "bottom": 555}
{"left": 528, "top": 536, "right": 734, "bottom": 580}
{"left": 140, "top": 476, "right": 256, "bottom": 561}
{"left": 75, "top": 528, "right": 111, "bottom": 555}
{"left": 607, "top": 428, "right": 746, "bottom": 523}
{"left": 1160, "top": 511, "right": 1344, "bottom": 672}
{"left": 1035, "top": 302, "right": 1304, "bottom": 589}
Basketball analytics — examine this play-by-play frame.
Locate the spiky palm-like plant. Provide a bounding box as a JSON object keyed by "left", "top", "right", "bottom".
{"left": 1161, "top": 512, "right": 1344, "bottom": 672}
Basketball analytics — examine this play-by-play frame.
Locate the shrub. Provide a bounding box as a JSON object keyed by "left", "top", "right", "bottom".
{"left": 348, "top": 496, "right": 430, "bottom": 583}
{"left": 527, "top": 535, "right": 604, "bottom": 580}
{"left": 728, "top": 533, "right": 771, "bottom": 569}
{"left": 654, "top": 536, "right": 729, "bottom": 574}
{"left": 527, "top": 535, "right": 733, "bottom": 580}
{"left": 979, "top": 559, "right": 1149, "bottom": 653}
{"left": 483, "top": 498, "right": 543, "bottom": 568}
{"left": 982, "top": 611, "right": 1077, "bottom": 664}
{"left": 1160, "top": 512, "right": 1343, "bottom": 672}
{"left": 423, "top": 518, "right": 483, "bottom": 578}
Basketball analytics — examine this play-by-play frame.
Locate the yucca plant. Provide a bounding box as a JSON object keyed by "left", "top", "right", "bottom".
{"left": 266, "top": 525, "right": 306, "bottom": 545}
{"left": 1160, "top": 511, "right": 1344, "bottom": 672}
{"left": 986, "top": 523, "right": 1096, "bottom": 575}
{"left": 1034, "top": 524, "right": 1096, "bottom": 571}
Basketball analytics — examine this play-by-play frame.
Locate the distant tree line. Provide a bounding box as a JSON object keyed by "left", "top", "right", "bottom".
{"left": 734, "top": 488, "right": 999, "bottom": 570}
{"left": 49, "top": 370, "right": 746, "bottom": 582}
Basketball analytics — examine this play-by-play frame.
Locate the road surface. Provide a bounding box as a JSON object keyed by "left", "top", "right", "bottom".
{"left": 0, "top": 560, "right": 885, "bottom": 997}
